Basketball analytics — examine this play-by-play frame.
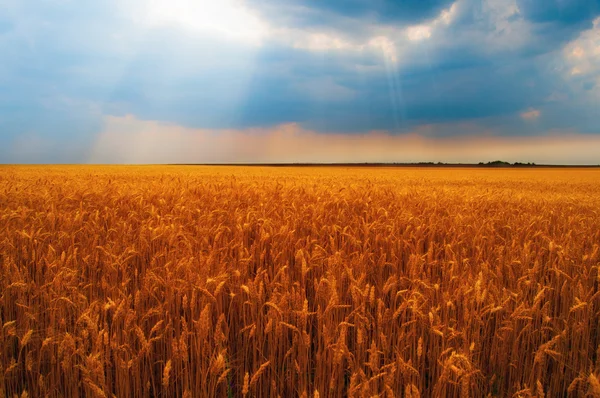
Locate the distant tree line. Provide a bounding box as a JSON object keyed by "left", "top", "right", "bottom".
{"left": 478, "top": 161, "right": 536, "bottom": 167}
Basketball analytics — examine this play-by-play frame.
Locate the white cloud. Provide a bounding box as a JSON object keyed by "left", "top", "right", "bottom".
{"left": 277, "top": 28, "right": 356, "bottom": 51}
{"left": 570, "top": 67, "right": 583, "bottom": 76}
{"left": 122, "top": 0, "right": 268, "bottom": 45}
{"left": 563, "top": 16, "right": 600, "bottom": 94}
{"left": 439, "top": 2, "right": 459, "bottom": 25}
{"left": 405, "top": 1, "right": 457, "bottom": 41}
{"left": 368, "top": 36, "right": 399, "bottom": 64}
{"left": 267, "top": 1, "right": 461, "bottom": 66}
{"left": 406, "top": 25, "right": 432, "bottom": 41}
{"left": 267, "top": 0, "right": 534, "bottom": 71}
{"left": 265, "top": 28, "right": 400, "bottom": 66}
{"left": 521, "top": 108, "right": 541, "bottom": 120}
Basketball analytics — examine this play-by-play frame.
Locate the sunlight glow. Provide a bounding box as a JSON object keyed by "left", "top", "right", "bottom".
{"left": 90, "top": 115, "right": 600, "bottom": 165}
{"left": 142, "top": 0, "right": 266, "bottom": 44}
{"left": 406, "top": 25, "right": 432, "bottom": 41}
{"left": 563, "top": 16, "right": 600, "bottom": 85}
{"left": 520, "top": 108, "right": 540, "bottom": 120}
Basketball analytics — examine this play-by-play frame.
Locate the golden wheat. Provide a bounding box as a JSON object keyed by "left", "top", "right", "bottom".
{"left": 0, "top": 165, "right": 599, "bottom": 397}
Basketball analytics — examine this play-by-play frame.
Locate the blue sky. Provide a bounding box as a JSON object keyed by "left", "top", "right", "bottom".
{"left": 1, "top": 0, "right": 599, "bottom": 163}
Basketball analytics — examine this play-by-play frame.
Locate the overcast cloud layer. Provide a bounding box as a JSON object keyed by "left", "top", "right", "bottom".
{"left": 1, "top": 0, "right": 599, "bottom": 163}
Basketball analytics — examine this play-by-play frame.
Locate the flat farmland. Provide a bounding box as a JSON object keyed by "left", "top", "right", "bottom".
{"left": 1, "top": 166, "right": 599, "bottom": 397}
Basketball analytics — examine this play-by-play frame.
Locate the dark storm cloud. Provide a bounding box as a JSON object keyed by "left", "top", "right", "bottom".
{"left": 248, "top": 0, "right": 455, "bottom": 26}
{"left": 517, "top": 0, "right": 600, "bottom": 24}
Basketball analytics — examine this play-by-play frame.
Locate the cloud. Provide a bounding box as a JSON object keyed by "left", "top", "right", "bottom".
{"left": 121, "top": 0, "right": 268, "bottom": 45}
{"left": 517, "top": 0, "right": 600, "bottom": 25}
{"left": 86, "top": 115, "right": 600, "bottom": 164}
{"left": 264, "top": 1, "right": 461, "bottom": 65}
{"left": 293, "top": 77, "right": 356, "bottom": 101}
{"left": 521, "top": 108, "right": 540, "bottom": 120}
{"left": 562, "top": 17, "right": 600, "bottom": 94}
{"left": 248, "top": 0, "right": 456, "bottom": 26}
{"left": 2, "top": 0, "right": 600, "bottom": 165}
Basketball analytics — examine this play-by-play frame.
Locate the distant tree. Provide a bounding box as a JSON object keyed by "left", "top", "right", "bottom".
{"left": 485, "top": 160, "right": 511, "bottom": 167}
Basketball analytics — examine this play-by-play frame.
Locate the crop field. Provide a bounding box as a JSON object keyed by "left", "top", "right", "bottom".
{"left": 1, "top": 165, "right": 599, "bottom": 397}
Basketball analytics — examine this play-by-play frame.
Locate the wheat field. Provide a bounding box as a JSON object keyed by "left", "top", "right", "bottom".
{"left": 1, "top": 165, "right": 599, "bottom": 397}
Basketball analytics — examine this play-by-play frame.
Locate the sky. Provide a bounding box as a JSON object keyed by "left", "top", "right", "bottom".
{"left": 1, "top": 0, "right": 600, "bottom": 164}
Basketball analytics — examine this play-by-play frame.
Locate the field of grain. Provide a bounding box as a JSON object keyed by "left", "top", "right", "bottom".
{"left": 1, "top": 166, "right": 599, "bottom": 397}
